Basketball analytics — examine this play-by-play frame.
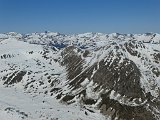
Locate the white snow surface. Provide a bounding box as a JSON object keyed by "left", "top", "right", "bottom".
{"left": 0, "top": 85, "right": 105, "bottom": 120}
{"left": 0, "top": 38, "right": 105, "bottom": 120}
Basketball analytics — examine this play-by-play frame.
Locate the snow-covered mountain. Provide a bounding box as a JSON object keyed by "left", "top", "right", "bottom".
{"left": 0, "top": 32, "right": 160, "bottom": 120}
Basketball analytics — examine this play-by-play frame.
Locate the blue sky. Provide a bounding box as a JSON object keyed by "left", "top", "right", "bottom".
{"left": 0, "top": 0, "right": 159, "bottom": 34}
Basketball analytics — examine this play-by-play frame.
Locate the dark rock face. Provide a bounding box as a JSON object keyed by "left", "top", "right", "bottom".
{"left": 3, "top": 71, "right": 27, "bottom": 85}
{"left": 92, "top": 58, "right": 144, "bottom": 99}
{"left": 60, "top": 42, "right": 159, "bottom": 119}
{"left": 153, "top": 53, "right": 160, "bottom": 63}
{"left": 62, "top": 46, "right": 144, "bottom": 98}
{"left": 100, "top": 95, "right": 155, "bottom": 120}
{"left": 61, "top": 46, "right": 84, "bottom": 80}
{"left": 125, "top": 41, "right": 138, "bottom": 56}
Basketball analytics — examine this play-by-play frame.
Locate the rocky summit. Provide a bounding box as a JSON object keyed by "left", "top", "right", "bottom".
{"left": 0, "top": 32, "right": 160, "bottom": 120}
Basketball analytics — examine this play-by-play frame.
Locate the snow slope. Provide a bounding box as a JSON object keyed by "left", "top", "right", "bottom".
{"left": 0, "top": 38, "right": 105, "bottom": 120}
{"left": 0, "top": 85, "right": 105, "bottom": 120}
